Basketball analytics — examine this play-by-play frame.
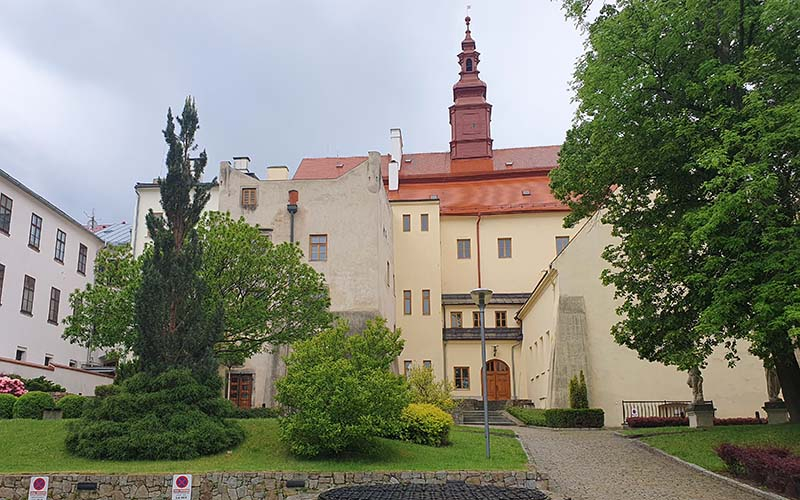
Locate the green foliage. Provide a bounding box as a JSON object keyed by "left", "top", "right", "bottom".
{"left": 229, "top": 406, "right": 280, "bottom": 419}
{"left": 13, "top": 392, "right": 55, "bottom": 419}
{"left": 543, "top": 408, "right": 604, "bottom": 428}
{"left": 56, "top": 395, "right": 88, "bottom": 419}
{"left": 507, "top": 407, "right": 547, "bottom": 427}
{"left": 65, "top": 369, "right": 244, "bottom": 460}
{"left": 94, "top": 384, "right": 121, "bottom": 398}
{"left": 568, "top": 371, "right": 589, "bottom": 409}
{"left": 277, "top": 318, "right": 410, "bottom": 457}
{"left": 552, "top": 0, "right": 800, "bottom": 412}
{"left": 406, "top": 366, "right": 455, "bottom": 412}
{"left": 398, "top": 403, "right": 454, "bottom": 447}
{"left": 0, "top": 393, "right": 16, "bottom": 419}
{"left": 22, "top": 377, "right": 66, "bottom": 393}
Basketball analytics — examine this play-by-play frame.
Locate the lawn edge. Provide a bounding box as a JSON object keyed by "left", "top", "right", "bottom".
{"left": 625, "top": 435, "right": 791, "bottom": 500}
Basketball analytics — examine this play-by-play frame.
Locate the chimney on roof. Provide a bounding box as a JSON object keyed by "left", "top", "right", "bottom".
{"left": 233, "top": 156, "right": 251, "bottom": 172}
{"left": 267, "top": 166, "right": 290, "bottom": 180}
{"left": 389, "top": 128, "right": 403, "bottom": 191}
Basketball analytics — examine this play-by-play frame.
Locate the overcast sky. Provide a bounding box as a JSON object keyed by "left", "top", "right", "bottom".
{"left": 0, "top": 1, "right": 585, "bottom": 224}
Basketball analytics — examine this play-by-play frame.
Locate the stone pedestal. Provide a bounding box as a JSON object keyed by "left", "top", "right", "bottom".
{"left": 763, "top": 401, "right": 789, "bottom": 425}
{"left": 687, "top": 402, "right": 715, "bottom": 428}
{"left": 42, "top": 409, "right": 63, "bottom": 420}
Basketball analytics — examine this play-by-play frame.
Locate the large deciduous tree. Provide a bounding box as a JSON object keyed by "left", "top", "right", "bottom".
{"left": 551, "top": 0, "right": 800, "bottom": 418}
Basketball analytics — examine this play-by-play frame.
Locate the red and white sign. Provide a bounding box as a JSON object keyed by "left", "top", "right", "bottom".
{"left": 171, "top": 474, "right": 192, "bottom": 500}
{"left": 28, "top": 476, "right": 49, "bottom": 500}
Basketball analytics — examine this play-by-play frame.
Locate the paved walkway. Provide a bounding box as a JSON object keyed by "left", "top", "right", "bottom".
{"left": 516, "top": 427, "right": 767, "bottom": 500}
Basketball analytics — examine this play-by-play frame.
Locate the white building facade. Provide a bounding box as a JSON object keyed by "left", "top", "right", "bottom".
{"left": 0, "top": 168, "right": 112, "bottom": 394}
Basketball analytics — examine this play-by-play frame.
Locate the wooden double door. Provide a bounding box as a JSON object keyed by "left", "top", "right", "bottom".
{"left": 484, "top": 359, "right": 511, "bottom": 401}
{"left": 229, "top": 373, "right": 253, "bottom": 409}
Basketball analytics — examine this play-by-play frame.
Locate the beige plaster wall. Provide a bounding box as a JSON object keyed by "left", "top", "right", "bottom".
{"left": 444, "top": 340, "right": 521, "bottom": 399}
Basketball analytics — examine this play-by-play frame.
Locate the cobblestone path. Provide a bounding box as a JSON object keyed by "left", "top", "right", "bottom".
{"left": 516, "top": 427, "right": 767, "bottom": 500}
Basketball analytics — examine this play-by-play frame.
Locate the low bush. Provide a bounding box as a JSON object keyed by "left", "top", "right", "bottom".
{"left": 507, "top": 407, "right": 547, "bottom": 426}
{"left": 12, "top": 391, "right": 55, "bottom": 419}
{"left": 626, "top": 416, "right": 689, "bottom": 428}
{"left": 544, "top": 408, "right": 604, "bottom": 428}
{"left": 22, "top": 376, "right": 65, "bottom": 393}
{"left": 714, "top": 417, "right": 765, "bottom": 426}
{"left": 94, "top": 384, "right": 121, "bottom": 398}
{"left": 0, "top": 393, "right": 16, "bottom": 418}
{"left": 717, "top": 444, "right": 800, "bottom": 498}
{"left": 57, "top": 395, "right": 88, "bottom": 419}
{"left": 399, "top": 403, "right": 454, "bottom": 446}
{"left": 230, "top": 406, "right": 280, "bottom": 419}
{"left": 407, "top": 367, "right": 455, "bottom": 412}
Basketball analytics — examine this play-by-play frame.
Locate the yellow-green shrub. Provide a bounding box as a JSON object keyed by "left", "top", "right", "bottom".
{"left": 399, "top": 403, "right": 454, "bottom": 447}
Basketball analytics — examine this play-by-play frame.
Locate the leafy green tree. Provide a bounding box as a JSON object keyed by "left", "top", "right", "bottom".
{"left": 63, "top": 215, "right": 330, "bottom": 366}
{"left": 551, "top": 0, "right": 800, "bottom": 418}
{"left": 276, "top": 318, "right": 410, "bottom": 457}
{"left": 569, "top": 371, "right": 588, "bottom": 409}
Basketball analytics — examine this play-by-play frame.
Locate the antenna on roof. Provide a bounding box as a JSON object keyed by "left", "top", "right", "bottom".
{"left": 84, "top": 209, "right": 97, "bottom": 231}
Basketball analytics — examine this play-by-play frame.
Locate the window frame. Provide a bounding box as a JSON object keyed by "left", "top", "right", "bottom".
{"left": 54, "top": 229, "right": 67, "bottom": 263}
{"left": 0, "top": 262, "right": 5, "bottom": 306}
{"left": 556, "top": 236, "right": 570, "bottom": 255}
{"left": 457, "top": 238, "right": 471, "bottom": 259}
{"left": 309, "top": 234, "right": 328, "bottom": 262}
{"left": 403, "top": 290, "right": 412, "bottom": 315}
{"left": 241, "top": 187, "right": 258, "bottom": 208}
{"left": 498, "top": 237, "right": 512, "bottom": 259}
{"left": 454, "top": 366, "right": 470, "bottom": 390}
{"left": 15, "top": 348, "right": 26, "bottom": 362}
{"left": 420, "top": 213, "right": 429, "bottom": 232}
{"left": 20, "top": 275, "right": 35, "bottom": 315}
{"left": 422, "top": 289, "right": 431, "bottom": 316}
{"left": 472, "top": 311, "right": 481, "bottom": 327}
{"left": 495, "top": 310, "right": 507, "bottom": 327}
{"left": 77, "top": 243, "right": 88, "bottom": 275}
{"left": 402, "top": 214, "right": 411, "bottom": 232}
{"left": 450, "top": 311, "right": 463, "bottom": 328}
{"left": 48, "top": 287, "right": 61, "bottom": 325}
{"left": 0, "top": 193, "right": 12, "bottom": 235}
{"left": 404, "top": 360, "right": 413, "bottom": 378}
{"left": 423, "top": 360, "right": 432, "bottom": 370}
{"left": 28, "top": 213, "right": 42, "bottom": 250}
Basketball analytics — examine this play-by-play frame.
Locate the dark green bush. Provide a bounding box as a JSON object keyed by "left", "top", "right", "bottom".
{"left": 544, "top": 408, "right": 604, "bottom": 428}
{"left": 66, "top": 369, "right": 244, "bottom": 460}
{"left": 57, "top": 395, "right": 88, "bottom": 419}
{"left": 507, "top": 407, "right": 547, "bottom": 426}
{"left": 22, "top": 376, "right": 66, "bottom": 393}
{"left": 13, "top": 391, "right": 55, "bottom": 419}
{"left": 230, "top": 406, "right": 280, "bottom": 419}
{"left": 568, "top": 371, "right": 588, "bottom": 409}
{"left": 94, "top": 384, "right": 122, "bottom": 398}
{"left": 0, "top": 394, "right": 16, "bottom": 418}
{"left": 399, "top": 403, "right": 453, "bottom": 446}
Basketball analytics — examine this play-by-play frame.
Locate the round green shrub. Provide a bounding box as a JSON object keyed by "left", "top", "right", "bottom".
{"left": 0, "top": 393, "right": 16, "bottom": 419}
{"left": 57, "top": 395, "right": 88, "bottom": 419}
{"left": 94, "top": 384, "right": 121, "bottom": 398}
{"left": 399, "top": 403, "right": 454, "bottom": 446}
{"left": 13, "top": 391, "right": 55, "bottom": 419}
{"left": 66, "top": 369, "right": 244, "bottom": 460}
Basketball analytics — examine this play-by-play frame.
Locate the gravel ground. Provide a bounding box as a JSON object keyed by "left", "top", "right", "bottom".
{"left": 516, "top": 426, "right": 768, "bottom": 500}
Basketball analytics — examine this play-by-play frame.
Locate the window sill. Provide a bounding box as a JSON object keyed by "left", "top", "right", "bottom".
{"left": 54, "top": 258, "right": 64, "bottom": 265}
{"left": 20, "top": 311, "right": 32, "bottom": 317}
{"left": 28, "top": 244, "right": 40, "bottom": 252}
{"left": 47, "top": 320, "right": 58, "bottom": 326}
{"left": 77, "top": 271, "right": 86, "bottom": 276}
{"left": 0, "top": 230, "right": 9, "bottom": 237}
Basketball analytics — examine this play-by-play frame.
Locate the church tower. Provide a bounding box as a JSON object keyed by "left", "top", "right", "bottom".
{"left": 449, "top": 16, "right": 493, "bottom": 161}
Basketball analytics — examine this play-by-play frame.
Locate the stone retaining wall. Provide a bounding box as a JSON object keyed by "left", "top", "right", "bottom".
{"left": 0, "top": 470, "right": 545, "bottom": 500}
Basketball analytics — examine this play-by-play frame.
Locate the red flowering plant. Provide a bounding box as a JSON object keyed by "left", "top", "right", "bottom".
{"left": 0, "top": 376, "right": 27, "bottom": 396}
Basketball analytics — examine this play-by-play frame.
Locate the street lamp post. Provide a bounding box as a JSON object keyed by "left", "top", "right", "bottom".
{"left": 470, "top": 287, "right": 493, "bottom": 459}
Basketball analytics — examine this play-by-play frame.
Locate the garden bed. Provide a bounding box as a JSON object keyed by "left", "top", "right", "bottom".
{"left": 0, "top": 419, "right": 527, "bottom": 473}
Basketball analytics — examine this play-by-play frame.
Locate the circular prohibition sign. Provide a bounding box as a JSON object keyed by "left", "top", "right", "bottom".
{"left": 33, "top": 478, "right": 46, "bottom": 491}
{"left": 175, "top": 476, "right": 189, "bottom": 489}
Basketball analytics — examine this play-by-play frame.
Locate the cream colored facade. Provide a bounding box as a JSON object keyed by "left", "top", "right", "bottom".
{"left": 516, "top": 212, "right": 769, "bottom": 423}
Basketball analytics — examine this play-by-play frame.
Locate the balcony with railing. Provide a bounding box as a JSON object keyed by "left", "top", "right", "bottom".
{"left": 442, "top": 327, "right": 523, "bottom": 341}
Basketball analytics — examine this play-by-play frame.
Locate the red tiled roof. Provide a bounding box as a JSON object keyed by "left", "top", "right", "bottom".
{"left": 291, "top": 146, "right": 567, "bottom": 215}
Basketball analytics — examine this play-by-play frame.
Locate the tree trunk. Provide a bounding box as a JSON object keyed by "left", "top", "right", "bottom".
{"left": 774, "top": 350, "right": 800, "bottom": 422}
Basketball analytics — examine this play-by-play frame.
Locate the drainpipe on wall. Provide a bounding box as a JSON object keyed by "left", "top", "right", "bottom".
{"left": 476, "top": 214, "right": 482, "bottom": 288}
{"left": 287, "top": 190, "right": 299, "bottom": 243}
{"left": 511, "top": 341, "right": 522, "bottom": 401}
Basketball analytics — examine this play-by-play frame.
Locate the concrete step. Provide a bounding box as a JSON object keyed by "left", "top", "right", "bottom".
{"left": 461, "top": 410, "right": 515, "bottom": 426}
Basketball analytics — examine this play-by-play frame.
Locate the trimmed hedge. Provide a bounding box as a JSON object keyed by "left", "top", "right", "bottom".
{"left": 12, "top": 391, "right": 55, "bottom": 419}
{"left": 544, "top": 408, "right": 604, "bottom": 428}
{"left": 57, "top": 395, "right": 88, "bottom": 419}
{"left": 714, "top": 417, "right": 765, "bottom": 426}
{"left": 0, "top": 393, "right": 16, "bottom": 419}
{"left": 717, "top": 444, "right": 800, "bottom": 498}
{"left": 399, "top": 403, "right": 454, "bottom": 446}
{"left": 507, "top": 407, "right": 547, "bottom": 426}
{"left": 229, "top": 406, "right": 280, "bottom": 419}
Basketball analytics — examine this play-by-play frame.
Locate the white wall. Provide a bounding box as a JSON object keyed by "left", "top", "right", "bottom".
{"left": 0, "top": 358, "right": 112, "bottom": 395}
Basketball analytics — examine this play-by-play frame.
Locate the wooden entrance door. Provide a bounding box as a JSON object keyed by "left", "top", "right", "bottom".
{"left": 484, "top": 359, "right": 511, "bottom": 401}
{"left": 229, "top": 373, "right": 253, "bottom": 408}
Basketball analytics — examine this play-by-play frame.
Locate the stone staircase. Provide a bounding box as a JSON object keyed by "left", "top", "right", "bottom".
{"left": 461, "top": 409, "right": 515, "bottom": 426}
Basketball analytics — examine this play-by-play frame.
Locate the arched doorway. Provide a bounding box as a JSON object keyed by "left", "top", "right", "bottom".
{"left": 484, "top": 359, "right": 511, "bottom": 401}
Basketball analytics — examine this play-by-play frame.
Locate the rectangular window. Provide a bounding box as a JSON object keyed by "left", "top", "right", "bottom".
{"left": 309, "top": 234, "right": 327, "bottom": 262}
{"left": 403, "top": 290, "right": 412, "bottom": 315}
{"left": 241, "top": 188, "right": 257, "bottom": 208}
{"left": 48, "top": 287, "right": 61, "bottom": 324}
{"left": 20, "top": 275, "right": 35, "bottom": 315}
{"left": 472, "top": 311, "right": 480, "bottom": 327}
{"left": 54, "top": 229, "right": 66, "bottom": 263}
{"left": 420, "top": 213, "right": 429, "bottom": 232}
{"left": 454, "top": 367, "right": 470, "bottom": 390}
{"left": 402, "top": 214, "right": 411, "bottom": 232}
{"left": 450, "top": 311, "right": 463, "bottom": 328}
{"left": 556, "top": 236, "right": 570, "bottom": 255}
{"left": 44, "top": 354, "right": 53, "bottom": 366}
{"left": 77, "top": 243, "right": 88, "bottom": 275}
{"left": 422, "top": 289, "right": 431, "bottom": 316}
{"left": 0, "top": 263, "right": 4, "bottom": 305}
{"left": 0, "top": 194, "right": 12, "bottom": 234}
{"left": 495, "top": 310, "right": 507, "bottom": 327}
{"left": 29, "top": 213, "right": 42, "bottom": 250}
{"left": 457, "top": 239, "right": 471, "bottom": 259}
{"left": 498, "top": 238, "right": 512, "bottom": 258}
{"left": 404, "top": 360, "right": 413, "bottom": 378}
{"left": 69, "top": 359, "right": 78, "bottom": 368}
{"left": 423, "top": 360, "right": 432, "bottom": 370}
{"left": 15, "top": 348, "right": 26, "bottom": 362}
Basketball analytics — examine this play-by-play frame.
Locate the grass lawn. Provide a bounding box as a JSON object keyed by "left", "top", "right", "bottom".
{"left": 0, "top": 419, "right": 527, "bottom": 474}
{"left": 628, "top": 424, "right": 800, "bottom": 472}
